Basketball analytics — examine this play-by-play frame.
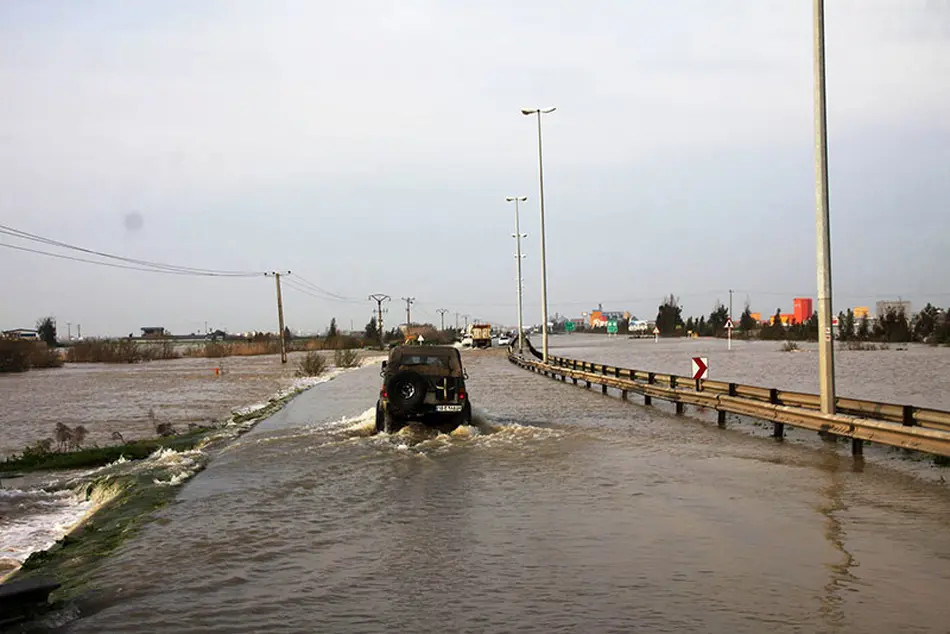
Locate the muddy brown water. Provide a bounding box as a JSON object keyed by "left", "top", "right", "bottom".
{"left": 0, "top": 352, "right": 326, "bottom": 458}
{"left": 50, "top": 338, "right": 950, "bottom": 633}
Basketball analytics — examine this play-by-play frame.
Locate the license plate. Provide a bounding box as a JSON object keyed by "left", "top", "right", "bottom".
{"left": 435, "top": 404, "right": 463, "bottom": 412}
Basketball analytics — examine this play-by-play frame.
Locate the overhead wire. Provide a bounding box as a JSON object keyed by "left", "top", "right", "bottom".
{"left": 0, "top": 241, "right": 263, "bottom": 277}
{"left": 0, "top": 222, "right": 265, "bottom": 277}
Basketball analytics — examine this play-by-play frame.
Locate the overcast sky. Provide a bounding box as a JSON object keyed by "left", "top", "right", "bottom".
{"left": 1, "top": 0, "right": 948, "bottom": 336}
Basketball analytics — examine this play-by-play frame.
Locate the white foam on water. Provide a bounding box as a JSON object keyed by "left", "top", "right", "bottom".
{"left": 0, "top": 487, "right": 94, "bottom": 569}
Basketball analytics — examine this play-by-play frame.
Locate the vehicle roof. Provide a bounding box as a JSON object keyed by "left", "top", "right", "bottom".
{"left": 389, "top": 345, "right": 460, "bottom": 359}
{"left": 388, "top": 346, "right": 463, "bottom": 372}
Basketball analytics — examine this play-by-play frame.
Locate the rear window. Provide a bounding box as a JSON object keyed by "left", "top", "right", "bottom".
{"left": 392, "top": 351, "right": 460, "bottom": 371}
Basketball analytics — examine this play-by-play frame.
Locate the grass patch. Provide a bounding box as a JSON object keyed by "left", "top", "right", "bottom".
{"left": 0, "top": 428, "right": 211, "bottom": 473}
{"left": 780, "top": 341, "right": 800, "bottom": 352}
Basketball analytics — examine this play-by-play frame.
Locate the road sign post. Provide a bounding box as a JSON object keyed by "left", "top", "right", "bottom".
{"left": 691, "top": 356, "right": 709, "bottom": 390}
{"left": 607, "top": 320, "right": 618, "bottom": 336}
{"left": 565, "top": 321, "right": 576, "bottom": 333}
{"left": 653, "top": 326, "right": 660, "bottom": 342}
{"left": 725, "top": 318, "right": 734, "bottom": 351}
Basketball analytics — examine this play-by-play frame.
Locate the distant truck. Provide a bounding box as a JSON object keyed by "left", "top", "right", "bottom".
{"left": 468, "top": 324, "right": 492, "bottom": 349}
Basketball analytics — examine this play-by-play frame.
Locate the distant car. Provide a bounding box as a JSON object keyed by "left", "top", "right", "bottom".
{"left": 497, "top": 334, "right": 511, "bottom": 346}
{"left": 375, "top": 345, "right": 472, "bottom": 435}
{"left": 460, "top": 334, "right": 473, "bottom": 348}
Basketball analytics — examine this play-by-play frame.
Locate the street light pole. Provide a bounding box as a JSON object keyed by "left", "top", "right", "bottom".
{"left": 522, "top": 107, "right": 556, "bottom": 363}
{"left": 437, "top": 308, "right": 448, "bottom": 331}
{"left": 813, "top": 0, "right": 836, "bottom": 415}
{"left": 506, "top": 195, "right": 528, "bottom": 354}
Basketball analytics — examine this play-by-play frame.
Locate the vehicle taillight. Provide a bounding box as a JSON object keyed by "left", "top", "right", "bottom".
{"left": 381, "top": 389, "right": 387, "bottom": 398}
{"left": 459, "top": 390, "right": 466, "bottom": 400}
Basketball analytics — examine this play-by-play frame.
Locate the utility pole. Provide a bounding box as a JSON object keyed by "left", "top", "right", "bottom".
{"left": 368, "top": 294, "right": 390, "bottom": 349}
{"left": 266, "top": 271, "right": 291, "bottom": 363}
{"left": 455, "top": 312, "right": 459, "bottom": 330}
{"left": 77, "top": 324, "right": 81, "bottom": 339}
{"left": 401, "top": 297, "right": 415, "bottom": 330}
{"left": 437, "top": 308, "right": 448, "bottom": 331}
{"left": 463, "top": 314, "right": 470, "bottom": 329}
{"left": 813, "top": 0, "right": 836, "bottom": 416}
{"left": 67, "top": 322, "right": 72, "bottom": 340}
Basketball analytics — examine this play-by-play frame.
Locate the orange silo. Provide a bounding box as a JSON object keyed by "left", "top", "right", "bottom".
{"left": 793, "top": 298, "right": 813, "bottom": 324}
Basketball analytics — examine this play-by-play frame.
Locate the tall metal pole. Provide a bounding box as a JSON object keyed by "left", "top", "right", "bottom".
{"left": 814, "top": 0, "right": 836, "bottom": 415}
{"left": 369, "top": 294, "right": 390, "bottom": 349}
{"left": 507, "top": 196, "right": 528, "bottom": 354}
{"left": 267, "top": 271, "right": 291, "bottom": 364}
{"left": 523, "top": 107, "right": 555, "bottom": 363}
{"left": 401, "top": 297, "right": 415, "bottom": 330}
{"left": 437, "top": 308, "right": 448, "bottom": 331}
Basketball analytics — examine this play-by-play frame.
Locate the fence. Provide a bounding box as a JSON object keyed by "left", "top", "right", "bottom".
{"left": 509, "top": 339, "right": 950, "bottom": 459}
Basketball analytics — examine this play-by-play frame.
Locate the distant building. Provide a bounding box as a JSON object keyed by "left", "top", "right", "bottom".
{"left": 768, "top": 314, "right": 797, "bottom": 326}
{"left": 793, "top": 298, "right": 813, "bottom": 324}
{"left": 140, "top": 327, "right": 167, "bottom": 338}
{"left": 2, "top": 328, "right": 39, "bottom": 340}
{"left": 876, "top": 300, "right": 911, "bottom": 318}
{"left": 589, "top": 304, "right": 630, "bottom": 328}
{"left": 853, "top": 306, "right": 870, "bottom": 320}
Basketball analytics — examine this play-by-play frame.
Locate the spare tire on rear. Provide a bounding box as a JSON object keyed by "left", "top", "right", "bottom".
{"left": 386, "top": 370, "right": 427, "bottom": 413}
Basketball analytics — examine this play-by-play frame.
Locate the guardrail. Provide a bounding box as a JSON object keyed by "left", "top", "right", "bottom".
{"left": 508, "top": 339, "right": 950, "bottom": 459}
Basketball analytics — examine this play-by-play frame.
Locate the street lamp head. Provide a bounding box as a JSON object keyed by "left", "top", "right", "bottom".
{"left": 521, "top": 108, "right": 536, "bottom": 115}
{"left": 522, "top": 107, "right": 556, "bottom": 115}
{"left": 541, "top": 107, "right": 556, "bottom": 114}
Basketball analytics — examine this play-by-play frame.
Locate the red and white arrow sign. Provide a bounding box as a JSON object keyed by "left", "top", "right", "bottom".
{"left": 652, "top": 326, "right": 660, "bottom": 335}
{"left": 691, "top": 357, "right": 708, "bottom": 380}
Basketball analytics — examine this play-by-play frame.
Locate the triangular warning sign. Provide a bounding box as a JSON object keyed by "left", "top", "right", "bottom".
{"left": 725, "top": 319, "right": 734, "bottom": 329}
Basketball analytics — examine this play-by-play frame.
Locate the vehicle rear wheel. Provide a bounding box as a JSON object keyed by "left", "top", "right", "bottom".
{"left": 375, "top": 403, "right": 385, "bottom": 434}
{"left": 383, "top": 411, "right": 403, "bottom": 435}
{"left": 454, "top": 402, "right": 472, "bottom": 428}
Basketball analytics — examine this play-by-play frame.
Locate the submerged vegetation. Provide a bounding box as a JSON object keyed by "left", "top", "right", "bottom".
{"left": 0, "top": 340, "right": 64, "bottom": 372}
{"left": 1, "top": 423, "right": 210, "bottom": 472}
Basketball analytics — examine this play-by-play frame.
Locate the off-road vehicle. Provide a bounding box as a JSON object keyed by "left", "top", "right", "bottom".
{"left": 375, "top": 345, "right": 472, "bottom": 434}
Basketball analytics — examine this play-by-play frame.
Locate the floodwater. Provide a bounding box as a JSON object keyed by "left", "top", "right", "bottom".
{"left": 45, "top": 338, "right": 950, "bottom": 633}
{"left": 0, "top": 351, "right": 326, "bottom": 458}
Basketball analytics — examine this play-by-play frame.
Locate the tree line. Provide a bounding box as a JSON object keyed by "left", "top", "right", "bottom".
{"left": 653, "top": 295, "right": 950, "bottom": 344}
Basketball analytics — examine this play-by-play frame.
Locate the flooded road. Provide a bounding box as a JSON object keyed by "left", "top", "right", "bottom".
{"left": 56, "top": 343, "right": 950, "bottom": 633}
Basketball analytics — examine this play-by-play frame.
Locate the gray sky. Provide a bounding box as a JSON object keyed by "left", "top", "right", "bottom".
{"left": 2, "top": 0, "right": 949, "bottom": 336}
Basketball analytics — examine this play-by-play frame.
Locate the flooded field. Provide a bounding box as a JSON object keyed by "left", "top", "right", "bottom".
{"left": 14, "top": 341, "right": 947, "bottom": 633}
{"left": 545, "top": 334, "right": 950, "bottom": 410}
{"left": 0, "top": 351, "right": 335, "bottom": 458}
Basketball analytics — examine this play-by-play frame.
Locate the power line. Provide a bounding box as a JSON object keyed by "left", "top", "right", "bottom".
{"left": 0, "top": 222, "right": 265, "bottom": 277}
{"left": 291, "top": 274, "right": 356, "bottom": 301}
{"left": 0, "top": 241, "right": 262, "bottom": 277}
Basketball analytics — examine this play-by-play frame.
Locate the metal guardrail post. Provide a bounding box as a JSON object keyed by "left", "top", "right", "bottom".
{"left": 903, "top": 405, "right": 915, "bottom": 426}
